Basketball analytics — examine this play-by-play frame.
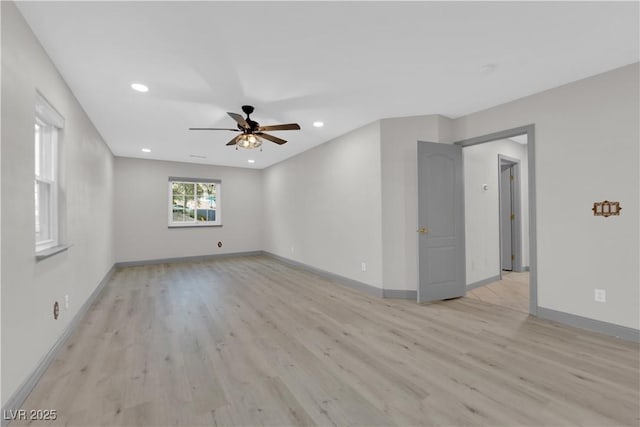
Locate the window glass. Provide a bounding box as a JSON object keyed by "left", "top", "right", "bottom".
{"left": 34, "top": 111, "right": 59, "bottom": 250}
{"left": 169, "top": 180, "right": 220, "bottom": 226}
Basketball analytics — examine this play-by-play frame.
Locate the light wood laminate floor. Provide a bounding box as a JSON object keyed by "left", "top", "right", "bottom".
{"left": 466, "top": 272, "right": 530, "bottom": 314}
{"left": 15, "top": 256, "right": 640, "bottom": 426}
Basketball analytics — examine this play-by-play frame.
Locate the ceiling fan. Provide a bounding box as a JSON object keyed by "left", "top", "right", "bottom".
{"left": 189, "top": 105, "right": 301, "bottom": 149}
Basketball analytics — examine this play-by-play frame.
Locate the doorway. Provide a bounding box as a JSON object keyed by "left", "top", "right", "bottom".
{"left": 462, "top": 138, "right": 529, "bottom": 313}
{"left": 498, "top": 155, "right": 522, "bottom": 274}
{"left": 457, "top": 127, "right": 535, "bottom": 314}
{"left": 500, "top": 162, "right": 515, "bottom": 271}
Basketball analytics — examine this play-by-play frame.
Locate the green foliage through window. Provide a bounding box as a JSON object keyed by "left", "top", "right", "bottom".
{"left": 170, "top": 180, "right": 220, "bottom": 225}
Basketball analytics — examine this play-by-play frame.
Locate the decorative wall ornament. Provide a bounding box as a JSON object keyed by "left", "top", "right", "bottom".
{"left": 592, "top": 200, "right": 621, "bottom": 218}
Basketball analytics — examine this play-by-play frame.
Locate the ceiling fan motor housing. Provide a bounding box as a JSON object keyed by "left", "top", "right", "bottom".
{"left": 241, "top": 105, "right": 258, "bottom": 132}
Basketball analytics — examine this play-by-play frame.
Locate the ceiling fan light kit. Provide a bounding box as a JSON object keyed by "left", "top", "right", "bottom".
{"left": 237, "top": 134, "right": 262, "bottom": 150}
{"left": 190, "top": 105, "right": 301, "bottom": 150}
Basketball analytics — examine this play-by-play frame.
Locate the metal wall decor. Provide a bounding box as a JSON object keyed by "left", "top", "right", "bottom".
{"left": 592, "top": 200, "right": 621, "bottom": 218}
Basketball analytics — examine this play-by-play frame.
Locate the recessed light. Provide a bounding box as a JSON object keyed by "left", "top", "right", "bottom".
{"left": 141, "top": 148, "right": 151, "bottom": 153}
{"left": 248, "top": 159, "right": 255, "bottom": 164}
{"left": 313, "top": 121, "right": 324, "bottom": 128}
{"left": 131, "top": 83, "right": 149, "bottom": 92}
{"left": 479, "top": 64, "right": 497, "bottom": 74}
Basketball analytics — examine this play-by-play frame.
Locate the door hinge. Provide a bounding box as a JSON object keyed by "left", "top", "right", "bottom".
{"left": 511, "top": 254, "right": 515, "bottom": 261}
{"left": 510, "top": 213, "right": 515, "bottom": 221}
{"left": 510, "top": 175, "right": 514, "bottom": 181}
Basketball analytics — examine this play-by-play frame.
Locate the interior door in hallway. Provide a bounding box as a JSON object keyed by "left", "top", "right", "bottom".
{"left": 417, "top": 141, "right": 465, "bottom": 303}
{"left": 500, "top": 164, "right": 514, "bottom": 271}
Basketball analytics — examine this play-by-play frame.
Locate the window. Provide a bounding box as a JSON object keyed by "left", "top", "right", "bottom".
{"left": 35, "top": 94, "right": 64, "bottom": 252}
{"left": 168, "top": 177, "right": 221, "bottom": 227}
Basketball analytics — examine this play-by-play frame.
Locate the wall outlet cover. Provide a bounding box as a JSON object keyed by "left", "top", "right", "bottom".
{"left": 594, "top": 289, "right": 606, "bottom": 303}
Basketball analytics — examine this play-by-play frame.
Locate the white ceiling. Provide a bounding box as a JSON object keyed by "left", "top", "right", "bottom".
{"left": 17, "top": 1, "right": 639, "bottom": 169}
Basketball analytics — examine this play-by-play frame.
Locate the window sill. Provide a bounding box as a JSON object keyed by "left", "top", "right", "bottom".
{"left": 36, "top": 244, "right": 71, "bottom": 261}
{"left": 168, "top": 224, "right": 223, "bottom": 229}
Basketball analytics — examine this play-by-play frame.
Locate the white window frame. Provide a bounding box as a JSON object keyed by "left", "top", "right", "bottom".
{"left": 35, "top": 93, "right": 64, "bottom": 253}
{"left": 168, "top": 177, "right": 222, "bottom": 227}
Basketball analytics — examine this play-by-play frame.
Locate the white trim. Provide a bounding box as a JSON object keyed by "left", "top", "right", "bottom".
{"left": 168, "top": 179, "right": 221, "bottom": 227}
{"left": 35, "top": 244, "right": 71, "bottom": 261}
{"left": 35, "top": 92, "right": 65, "bottom": 128}
{"left": 168, "top": 176, "right": 221, "bottom": 184}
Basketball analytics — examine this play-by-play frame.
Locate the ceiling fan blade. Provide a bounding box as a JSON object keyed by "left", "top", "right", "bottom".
{"left": 257, "top": 123, "right": 301, "bottom": 132}
{"left": 257, "top": 132, "right": 287, "bottom": 145}
{"left": 226, "top": 135, "right": 241, "bottom": 146}
{"left": 189, "top": 127, "right": 240, "bottom": 131}
{"left": 227, "top": 112, "right": 249, "bottom": 129}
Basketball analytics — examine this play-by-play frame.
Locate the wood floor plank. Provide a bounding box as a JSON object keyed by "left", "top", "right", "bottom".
{"left": 13, "top": 255, "right": 640, "bottom": 427}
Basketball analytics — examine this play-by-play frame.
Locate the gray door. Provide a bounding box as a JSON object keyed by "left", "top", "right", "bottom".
{"left": 500, "top": 165, "right": 514, "bottom": 271}
{"left": 417, "top": 141, "right": 465, "bottom": 303}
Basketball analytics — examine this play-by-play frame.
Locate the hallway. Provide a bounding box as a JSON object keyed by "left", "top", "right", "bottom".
{"left": 466, "top": 272, "right": 530, "bottom": 314}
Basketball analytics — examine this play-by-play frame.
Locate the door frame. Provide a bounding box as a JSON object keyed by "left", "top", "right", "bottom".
{"left": 498, "top": 154, "right": 522, "bottom": 275}
{"left": 455, "top": 124, "right": 538, "bottom": 316}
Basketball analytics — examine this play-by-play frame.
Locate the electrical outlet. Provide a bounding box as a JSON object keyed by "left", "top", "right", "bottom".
{"left": 291, "top": 246, "right": 295, "bottom": 254}
{"left": 594, "top": 289, "right": 606, "bottom": 303}
{"left": 64, "top": 294, "right": 70, "bottom": 309}
{"left": 361, "top": 262, "right": 366, "bottom": 272}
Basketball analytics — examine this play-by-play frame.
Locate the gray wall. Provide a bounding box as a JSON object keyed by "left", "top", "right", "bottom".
{"left": 1, "top": 1, "right": 115, "bottom": 406}
{"left": 262, "top": 122, "right": 384, "bottom": 287}
{"left": 453, "top": 63, "right": 639, "bottom": 330}
{"left": 463, "top": 138, "right": 529, "bottom": 284}
{"left": 114, "top": 158, "right": 263, "bottom": 263}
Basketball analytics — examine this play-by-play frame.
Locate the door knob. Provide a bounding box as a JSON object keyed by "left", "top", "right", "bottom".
{"left": 417, "top": 227, "right": 429, "bottom": 234}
